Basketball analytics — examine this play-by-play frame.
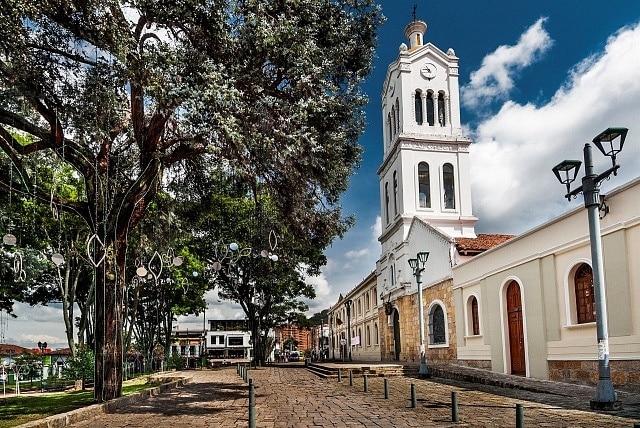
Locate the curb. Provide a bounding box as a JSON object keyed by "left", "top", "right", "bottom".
{"left": 16, "top": 375, "right": 191, "bottom": 428}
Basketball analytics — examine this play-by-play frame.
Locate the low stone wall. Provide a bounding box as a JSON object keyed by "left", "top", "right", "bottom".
{"left": 17, "top": 374, "right": 191, "bottom": 428}
{"left": 455, "top": 359, "right": 492, "bottom": 370}
{"left": 548, "top": 359, "right": 640, "bottom": 389}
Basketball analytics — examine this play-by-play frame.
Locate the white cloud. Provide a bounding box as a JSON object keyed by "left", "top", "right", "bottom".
{"left": 471, "top": 22, "right": 640, "bottom": 234}
{"left": 462, "top": 18, "right": 553, "bottom": 109}
{"left": 345, "top": 248, "right": 369, "bottom": 259}
{"left": 371, "top": 215, "right": 382, "bottom": 243}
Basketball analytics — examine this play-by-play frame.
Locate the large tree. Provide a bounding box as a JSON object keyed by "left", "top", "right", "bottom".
{"left": 0, "top": 0, "right": 382, "bottom": 401}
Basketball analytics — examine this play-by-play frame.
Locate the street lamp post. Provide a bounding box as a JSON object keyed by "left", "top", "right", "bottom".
{"left": 37, "top": 341, "right": 47, "bottom": 392}
{"left": 408, "top": 251, "right": 430, "bottom": 379}
{"left": 344, "top": 299, "right": 353, "bottom": 362}
{"left": 552, "top": 127, "right": 628, "bottom": 411}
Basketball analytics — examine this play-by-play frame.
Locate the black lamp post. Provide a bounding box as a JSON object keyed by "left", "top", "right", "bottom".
{"left": 344, "top": 299, "right": 353, "bottom": 362}
{"left": 37, "top": 341, "right": 47, "bottom": 392}
{"left": 408, "top": 251, "right": 430, "bottom": 378}
{"left": 552, "top": 127, "right": 628, "bottom": 410}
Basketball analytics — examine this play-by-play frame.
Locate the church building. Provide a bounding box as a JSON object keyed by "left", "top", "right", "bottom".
{"left": 329, "top": 16, "right": 637, "bottom": 392}
{"left": 374, "top": 18, "right": 511, "bottom": 365}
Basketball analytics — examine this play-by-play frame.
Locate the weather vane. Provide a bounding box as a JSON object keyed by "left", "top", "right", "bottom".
{"left": 413, "top": 4, "right": 417, "bottom": 22}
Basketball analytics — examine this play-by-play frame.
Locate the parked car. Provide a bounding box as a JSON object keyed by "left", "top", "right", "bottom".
{"left": 288, "top": 351, "right": 300, "bottom": 362}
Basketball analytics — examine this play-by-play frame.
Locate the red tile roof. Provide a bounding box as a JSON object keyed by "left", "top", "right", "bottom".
{"left": 0, "top": 344, "right": 33, "bottom": 356}
{"left": 455, "top": 234, "right": 515, "bottom": 255}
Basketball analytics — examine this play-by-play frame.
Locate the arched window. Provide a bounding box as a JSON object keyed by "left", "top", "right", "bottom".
{"left": 429, "top": 304, "right": 446, "bottom": 345}
{"left": 393, "top": 171, "right": 398, "bottom": 216}
{"left": 391, "top": 107, "right": 396, "bottom": 137}
{"left": 387, "top": 113, "right": 392, "bottom": 142}
{"left": 366, "top": 325, "right": 371, "bottom": 346}
{"left": 389, "top": 256, "right": 396, "bottom": 287}
{"left": 575, "top": 264, "right": 595, "bottom": 324}
{"left": 357, "top": 299, "right": 362, "bottom": 317}
{"left": 384, "top": 182, "right": 390, "bottom": 224}
{"left": 438, "top": 93, "right": 446, "bottom": 126}
{"left": 418, "top": 162, "right": 430, "bottom": 208}
{"left": 374, "top": 323, "right": 379, "bottom": 344}
{"left": 358, "top": 328, "right": 362, "bottom": 347}
{"left": 470, "top": 296, "right": 480, "bottom": 335}
{"left": 365, "top": 293, "right": 370, "bottom": 312}
{"left": 443, "top": 163, "right": 455, "bottom": 209}
{"left": 414, "top": 91, "right": 423, "bottom": 125}
{"left": 395, "top": 99, "right": 400, "bottom": 132}
{"left": 426, "top": 92, "right": 434, "bottom": 125}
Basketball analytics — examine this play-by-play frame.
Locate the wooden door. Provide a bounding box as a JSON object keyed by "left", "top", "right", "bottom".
{"left": 506, "top": 281, "right": 526, "bottom": 376}
{"left": 393, "top": 308, "right": 401, "bottom": 361}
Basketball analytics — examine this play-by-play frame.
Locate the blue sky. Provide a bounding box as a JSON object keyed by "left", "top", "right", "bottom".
{"left": 5, "top": 0, "right": 640, "bottom": 349}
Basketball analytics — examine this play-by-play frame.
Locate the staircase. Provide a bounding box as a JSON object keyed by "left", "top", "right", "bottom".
{"left": 306, "top": 362, "right": 408, "bottom": 379}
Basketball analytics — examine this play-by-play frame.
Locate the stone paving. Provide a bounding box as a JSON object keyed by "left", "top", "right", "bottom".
{"left": 58, "top": 364, "right": 640, "bottom": 427}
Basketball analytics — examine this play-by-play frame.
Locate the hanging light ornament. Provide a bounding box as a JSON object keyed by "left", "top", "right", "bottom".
{"left": 86, "top": 234, "right": 106, "bottom": 267}
{"left": 2, "top": 233, "right": 16, "bottom": 246}
{"left": 51, "top": 253, "right": 64, "bottom": 267}
{"left": 135, "top": 258, "right": 148, "bottom": 277}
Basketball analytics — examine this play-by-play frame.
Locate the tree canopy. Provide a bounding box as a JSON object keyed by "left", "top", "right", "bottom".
{"left": 0, "top": 0, "right": 382, "bottom": 401}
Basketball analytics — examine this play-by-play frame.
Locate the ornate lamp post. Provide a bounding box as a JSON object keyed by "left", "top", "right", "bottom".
{"left": 37, "top": 341, "right": 47, "bottom": 392}
{"left": 552, "top": 127, "right": 628, "bottom": 410}
{"left": 344, "top": 299, "right": 353, "bottom": 361}
{"left": 408, "top": 251, "right": 430, "bottom": 378}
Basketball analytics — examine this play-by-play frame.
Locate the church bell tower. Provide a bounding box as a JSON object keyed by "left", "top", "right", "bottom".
{"left": 378, "top": 18, "right": 477, "bottom": 243}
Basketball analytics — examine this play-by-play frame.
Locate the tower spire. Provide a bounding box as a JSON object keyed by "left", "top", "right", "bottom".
{"left": 413, "top": 4, "right": 417, "bottom": 22}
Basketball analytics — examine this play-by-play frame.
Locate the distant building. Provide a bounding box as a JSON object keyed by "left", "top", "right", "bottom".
{"left": 205, "top": 319, "right": 252, "bottom": 363}
{"left": 170, "top": 330, "right": 206, "bottom": 369}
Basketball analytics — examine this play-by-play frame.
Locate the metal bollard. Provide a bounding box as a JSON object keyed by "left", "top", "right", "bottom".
{"left": 411, "top": 383, "right": 417, "bottom": 408}
{"left": 363, "top": 374, "right": 368, "bottom": 392}
{"left": 248, "top": 379, "right": 256, "bottom": 428}
{"left": 338, "top": 368, "right": 342, "bottom": 382}
{"left": 451, "top": 391, "right": 459, "bottom": 422}
{"left": 384, "top": 378, "right": 389, "bottom": 399}
{"left": 349, "top": 370, "right": 353, "bottom": 386}
{"left": 516, "top": 403, "right": 524, "bottom": 428}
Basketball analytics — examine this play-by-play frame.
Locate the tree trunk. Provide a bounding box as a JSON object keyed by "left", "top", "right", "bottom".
{"left": 93, "top": 241, "right": 124, "bottom": 402}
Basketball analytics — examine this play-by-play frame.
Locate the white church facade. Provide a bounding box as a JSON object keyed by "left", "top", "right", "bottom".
{"left": 328, "top": 17, "right": 638, "bottom": 390}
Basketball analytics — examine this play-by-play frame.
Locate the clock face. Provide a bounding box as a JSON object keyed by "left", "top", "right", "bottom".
{"left": 420, "top": 63, "right": 436, "bottom": 79}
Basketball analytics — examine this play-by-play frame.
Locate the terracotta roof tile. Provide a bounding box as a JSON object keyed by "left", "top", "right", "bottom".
{"left": 0, "top": 344, "right": 32, "bottom": 356}
{"left": 455, "top": 234, "right": 515, "bottom": 254}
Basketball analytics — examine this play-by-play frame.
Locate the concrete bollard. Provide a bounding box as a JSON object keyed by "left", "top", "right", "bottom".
{"left": 451, "top": 391, "right": 459, "bottom": 422}
{"left": 411, "top": 383, "right": 417, "bottom": 408}
{"left": 349, "top": 370, "right": 354, "bottom": 386}
{"left": 363, "top": 374, "right": 368, "bottom": 392}
{"left": 516, "top": 403, "right": 524, "bottom": 428}
{"left": 249, "top": 378, "right": 256, "bottom": 428}
{"left": 338, "top": 368, "right": 342, "bottom": 382}
{"left": 384, "top": 378, "right": 389, "bottom": 399}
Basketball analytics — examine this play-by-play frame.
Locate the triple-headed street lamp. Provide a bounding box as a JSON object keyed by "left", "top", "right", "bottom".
{"left": 37, "top": 341, "right": 47, "bottom": 392}
{"left": 408, "top": 251, "right": 430, "bottom": 379}
{"left": 552, "top": 127, "right": 628, "bottom": 411}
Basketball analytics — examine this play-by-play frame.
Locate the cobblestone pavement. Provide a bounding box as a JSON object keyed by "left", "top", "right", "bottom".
{"left": 66, "top": 364, "right": 640, "bottom": 428}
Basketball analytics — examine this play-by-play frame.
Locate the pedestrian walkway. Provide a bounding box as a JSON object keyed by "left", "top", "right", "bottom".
{"left": 34, "top": 365, "right": 640, "bottom": 427}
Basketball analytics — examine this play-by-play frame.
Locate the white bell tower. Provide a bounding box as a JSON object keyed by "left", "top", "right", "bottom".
{"left": 378, "top": 18, "right": 477, "bottom": 244}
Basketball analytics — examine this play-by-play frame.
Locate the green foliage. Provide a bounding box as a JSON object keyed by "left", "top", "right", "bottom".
{"left": 0, "top": 0, "right": 382, "bottom": 400}
{"left": 166, "top": 352, "right": 185, "bottom": 370}
{"left": 62, "top": 347, "right": 94, "bottom": 386}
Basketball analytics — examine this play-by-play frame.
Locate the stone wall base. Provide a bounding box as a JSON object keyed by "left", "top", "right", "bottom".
{"left": 548, "top": 359, "right": 640, "bottom": 388}
{"left": 455, "top": 359, "right": 492, "bottom": 370}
